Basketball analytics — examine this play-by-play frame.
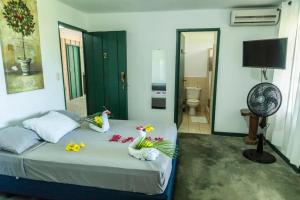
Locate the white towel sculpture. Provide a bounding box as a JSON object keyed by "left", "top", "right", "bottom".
{"left": 128, "top": 130, "right": 160, "bottom": 161}
{"left": 89, "top": 110, "right": 110, "bottom": 133}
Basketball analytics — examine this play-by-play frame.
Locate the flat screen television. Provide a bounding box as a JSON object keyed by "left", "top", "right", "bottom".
{"left": 243, "top": 38, "right": 287, "bottom": 69}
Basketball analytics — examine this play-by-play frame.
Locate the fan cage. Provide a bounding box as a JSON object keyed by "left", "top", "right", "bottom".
{"left": 247, "top": 82, "right": 282, "bottom": 117}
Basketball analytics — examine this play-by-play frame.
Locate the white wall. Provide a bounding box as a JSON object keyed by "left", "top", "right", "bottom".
{"left": 183, "top": 32, "right": 215, "bottom": 77}
{"left": 0, "top": 0, "right": 87, "bottom": 128}
{"left": 86, "top": 9, "right": 277, "bottom": 133}
{"left": 0, "top": 5, "right": 277, "bottom": 134}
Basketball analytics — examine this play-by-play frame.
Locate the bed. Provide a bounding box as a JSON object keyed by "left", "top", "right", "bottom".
{"left": 0, "top": 119, "right": 178, "bottom": 200}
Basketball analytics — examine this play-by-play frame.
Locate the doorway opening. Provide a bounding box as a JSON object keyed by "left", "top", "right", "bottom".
{"left": 58, "top": 23, "right": 87, "bottom": 118}
{"left": 175, "top": 29, "right": 220, "bottom": 135}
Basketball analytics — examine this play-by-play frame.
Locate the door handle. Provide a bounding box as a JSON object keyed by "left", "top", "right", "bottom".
{"left": 120, "top": 72, "right": 126, "bottom": 83}
{"left": 120, "top": 72, "right": 126, "bottom": 90}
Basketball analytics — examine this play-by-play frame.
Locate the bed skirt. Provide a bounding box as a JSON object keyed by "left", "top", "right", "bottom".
{"left": 0, "top": 158, "right": 177, "bottom": 200}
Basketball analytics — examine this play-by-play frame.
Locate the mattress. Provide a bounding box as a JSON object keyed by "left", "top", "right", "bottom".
{"left": 0, "top": 151, "right": 25, "bottom": 178}
{"left": 6, "top": 119, "right": 177, "bottom": 195}
{"left": 0, "top": 142, "right": 44, "bottom": 178}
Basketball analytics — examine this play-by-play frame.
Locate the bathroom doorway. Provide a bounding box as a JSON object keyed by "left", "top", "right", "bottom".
{"left": 58, "top": 22, "right": 87, "bottom": 118}
{"left": 175, "top": 28, "right": 220, "bottom": 134}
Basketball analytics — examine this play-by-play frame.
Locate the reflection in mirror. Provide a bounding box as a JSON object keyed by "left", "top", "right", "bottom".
{"left": 152, "top": 49, "right": 166, "bottom": 83}
{"left": 151, "top": 50, "right": 166, "bottom": 109}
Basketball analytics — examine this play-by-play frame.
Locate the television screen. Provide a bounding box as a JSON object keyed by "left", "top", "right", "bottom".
{"left": 243, "top": 38, "right": 287, "bottom": 69}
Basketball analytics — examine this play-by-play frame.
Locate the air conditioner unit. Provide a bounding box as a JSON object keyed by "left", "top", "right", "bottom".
{"left": 230, "top": 8, "right": 280, "bottom": 26}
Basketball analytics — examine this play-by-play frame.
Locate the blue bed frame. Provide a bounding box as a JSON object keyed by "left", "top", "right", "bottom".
{"left": 0, "top": 158, "right": 177, "bottom": 200}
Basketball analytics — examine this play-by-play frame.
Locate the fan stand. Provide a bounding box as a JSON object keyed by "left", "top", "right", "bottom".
{"left": 243, "top": 117, "right": 276, "bottom": 164}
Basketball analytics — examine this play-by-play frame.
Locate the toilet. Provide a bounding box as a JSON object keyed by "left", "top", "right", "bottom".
{"left": 186, "top": 87, "right": 201, "bottom": 116}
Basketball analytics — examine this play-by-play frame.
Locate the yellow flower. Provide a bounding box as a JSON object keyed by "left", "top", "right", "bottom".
{"left": 73, "top": 144, "right": 81, "bottom": 152}
{"left": 144, "top": 125, "right": 154, "bottom": 133}
{"left": 65, "top": 142, "right": 86, "bottom": 152}
{"left": 65, "top": 145, "right": 72, "bottom": 151}
{"left": 80, "top": 142, "right": 86, "bottom": 148}
{"left": 141, "top": 139, "right": 153, "bottom": 148}
{"left": 94, "top": 116, "right": 103, "bottom": 126}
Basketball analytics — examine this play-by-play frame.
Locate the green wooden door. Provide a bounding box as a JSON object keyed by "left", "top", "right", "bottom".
{"left": 116, "top": 32, "right": 128, "bottom": 119}
{"left": 102, "top": 31, "right": 128, "bottom": 119}
{"left": 83, "top": 31, "right": 128, "bottom": 119}
{"left": 83, "top": 33, "right": 105, "bottom": 115}
{"left": 66, "top": 45, "right": 83, "bottom": 100}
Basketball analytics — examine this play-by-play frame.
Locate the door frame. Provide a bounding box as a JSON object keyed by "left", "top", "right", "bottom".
{"left": 174, "top": 28, "right": 221, "bottom": 134}
{"left": 57, "top": 21, "right": 87, "bottom": 110}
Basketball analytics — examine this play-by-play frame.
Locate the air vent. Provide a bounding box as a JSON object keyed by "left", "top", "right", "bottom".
{"left": 231, "top": 8, "right": 280, "bottom": 26}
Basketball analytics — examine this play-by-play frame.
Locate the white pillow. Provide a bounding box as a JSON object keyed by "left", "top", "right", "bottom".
{"left": 23, "top": 111, "right": 80, "bottom": 143}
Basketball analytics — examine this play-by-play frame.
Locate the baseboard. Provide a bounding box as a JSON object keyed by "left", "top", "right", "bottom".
{"left": 213, "top": 131, "right": 247, "bottom": 137}
{"left": 265, "top": 139, "right": 300, "bottom": 174}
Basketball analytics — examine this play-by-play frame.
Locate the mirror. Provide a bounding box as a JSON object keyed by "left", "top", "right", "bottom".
{"left": 151, "top": 50, "right": 166, "bottom": 109}
{"left": 152, "top": 49, "right": 166, "bottom": 83}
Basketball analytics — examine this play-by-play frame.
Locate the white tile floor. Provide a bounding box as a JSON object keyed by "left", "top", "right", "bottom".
{"left": 178, "top": 112, "right": 211, "bottom": 134}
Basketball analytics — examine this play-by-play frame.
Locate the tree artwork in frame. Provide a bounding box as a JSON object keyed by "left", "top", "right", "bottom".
{"left": 0, "top": 0, "right": 44, "bottom": 94}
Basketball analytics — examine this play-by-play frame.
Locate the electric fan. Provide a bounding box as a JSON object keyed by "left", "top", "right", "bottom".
{"left": 243, "top": 82, "right": 282, "bottom": 164}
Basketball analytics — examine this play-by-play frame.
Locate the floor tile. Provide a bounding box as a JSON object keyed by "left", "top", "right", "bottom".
{"left": 179, "top": 112, "right": 211, "bottom": 135}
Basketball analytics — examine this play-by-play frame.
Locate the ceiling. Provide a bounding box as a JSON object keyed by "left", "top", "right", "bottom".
{"left": 58, "top": 0, "right": 282, "bottom": 13}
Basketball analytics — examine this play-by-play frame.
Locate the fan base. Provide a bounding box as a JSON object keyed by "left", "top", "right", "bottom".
{"left": 243, "top": 149, "right": 276, "bottom": 164}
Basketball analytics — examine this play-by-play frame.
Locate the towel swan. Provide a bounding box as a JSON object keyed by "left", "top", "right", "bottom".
{"left": 128, "top": 129, "right": 160, "bottom": 161}
{"left": 101, "top": 110, "right": 110, "bottom": 132}
{"left": 89, "top": 110, "right": 111, "bottom": 133}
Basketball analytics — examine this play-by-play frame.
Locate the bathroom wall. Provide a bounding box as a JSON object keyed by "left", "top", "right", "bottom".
{"left": 183, "top": 32, "right": 215, "bottom": 77}
{"left": 183, "top": 32, "right": 216, "bottom": 113}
